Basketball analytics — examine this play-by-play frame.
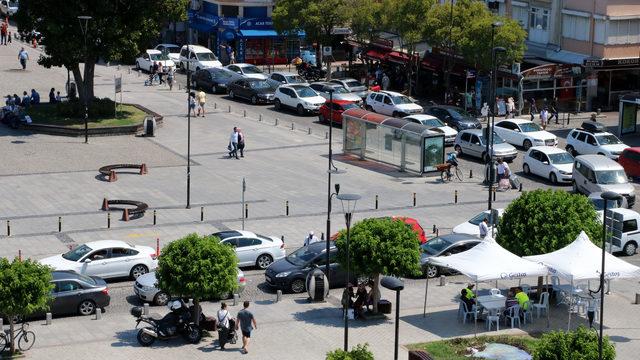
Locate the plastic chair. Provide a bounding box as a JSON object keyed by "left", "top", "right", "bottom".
{"left": 533, "top": 292, "right": 550, "bottom": 318}
{"left": 504, "top": 305, "right": 521, "bottom": 328}
{"left": 522, "top": 301, "right": 534, "bottom": 324}
{"left": 460, "top": 301, "right": 477, "bottom": 324}
{"left": 485, "top": 308, "right": 500, "bottom": 331}
{"left": 490, "top": 288, "right": 501, "bottom": 295}
{"left": 521, "top": 284, "right": 531, "bottom": 295}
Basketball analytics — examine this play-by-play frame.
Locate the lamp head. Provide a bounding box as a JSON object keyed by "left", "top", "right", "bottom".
{"left": 492, "top": 21, "right": 503, "bottom": 28}
{"left": 601, "top": 191, "right": 622, "bottom": 202}
{"left": 334, "top": 183, "right": 340, "bottom": 195}
{"left": 336, "top": 193, "right": 361, "bottom": 214}
{"left": 493, "top": 46, "right": 507, "bottom": 54}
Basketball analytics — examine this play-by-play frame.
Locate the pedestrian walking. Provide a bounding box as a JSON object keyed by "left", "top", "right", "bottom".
{"left": 237, "top": 127, "right": 245, "bottom": 157}
{"left": 217, "top": 302, "right": 234, "bottom": 350}
{"left": 549, "top": 97, "right": 559, "bottom": 123}
{"left": 7, "top": 31, "right": 12, "bottom": 44}
{"left": 196, "top": 90, "right": 206, "bottom": 117}
{"left": 1, "top": 21, "right": 7, "bottom": 45}
{"left": 188, "top": 91, "right": 197, "bottom": 117}
{"left": 303, "top": 231, "right": 319, "bottom": 246}
{"left": 506, "top": 97, "right": 515, "bottom": 118}
{"left": 479, "top": 218, "right": 489, "bottom": 240}
{"left": 381, "top": 73, "right": 390, "bottom": 90}
{"left": 18, "top": 47, "right": 29, "bottom": 70}
{"left": 229, "top": 49, "right": 236, "bottom": 64}
{"left": 529, "top": 97, "right": 537, "bottom": 121}
{"left": 157, "top": 65, "right": 165, "bottom": 85}
{"left": 167, "top": 66, "right": 175, "bottom": 90}
{"left": 236, "top": 301, "right": 257, "bottom": 355}
{"left": 49, "top": 88, "right": 56, "bottom": 103}
{"left": 228, "top": 127, "right": 239, "bottom": 159}
{"left": 540, "top": 107, "right": 549, "bottom": 130}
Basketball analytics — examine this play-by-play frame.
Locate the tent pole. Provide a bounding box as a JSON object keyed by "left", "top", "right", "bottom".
{"left": 474, "top": 280, "right": 478, "bottom": 337}
{"left": 567, "top": 278, "right": 573, "bottom": 331}
{"left": 423, "top": 277, "right": 429, "bottom": 318}
{"left": 546, "top": 275, "right": 550, "bottom": 328}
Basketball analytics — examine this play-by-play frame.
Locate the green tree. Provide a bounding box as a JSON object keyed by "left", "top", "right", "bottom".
{"left": 156, "top": 233, "right": 238, "bottom": 324}
{"left": 327, "top": 343, "right": 374, "bottom": 360}
{"left": 346, "top": 0, "right": 383, "bottom": 85}
{"left": 533, "top": 326, "right": 615, "bottom": 360}
{"left": 0, "top": 258, "right": 53, "bottom": 355}
{"left": 335, "top": 218, "right": 421, "bottom": 313}
{"left": 16, "top": 0, "right": 188, "bottom": 105}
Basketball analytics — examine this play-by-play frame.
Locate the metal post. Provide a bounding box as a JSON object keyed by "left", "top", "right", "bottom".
{"left": 200, "top": 207, "right": 204, "bottom": 221}
{"left": 599, "top": 199, "right": 608, "bottom": 360}
{"left": 242, "top": 178, "right": 246, "bottom": 230}
{"left": 344, "top": 212, "right": 352, "bottom": 351}
{"left": 58, "top": 216, "right": 62, "bottom": 232}
{"left": 454, "top": 190, "right": 458, "bottom": 204}
{"left": 153, "top": 210, "right": 157, "bottom": 225}
{"left": 286, "top": 201, "right": 289, "bottom": 216}
{"left": 375, "top": 195, "right": 379, "bottom": 210}
{"left": 413, "top": 192, "right": 416, "bottom": 206}
{"left": 7, "top": 220, "right": 10, "bottom": 236}
{"left": 394, "top": 289, "right": 400, "bottom": 360}
{"left": 107, "top": 212, "right": 111, "bottom": 228}
{"left": 186, "top": 60, "right": 191, "bottom": 209}
{"left": 78, "top": 16, "right": 91, "bottom": 144}
{"left": 326, "top": 90, "right": 334, "bottom": 286}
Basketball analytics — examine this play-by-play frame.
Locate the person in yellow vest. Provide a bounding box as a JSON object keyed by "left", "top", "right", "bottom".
{"left": 460, "top": 284, "right": 476, "bottom": 307}
{"left": 514, "top": 287, "right": 530, "bottom": 314}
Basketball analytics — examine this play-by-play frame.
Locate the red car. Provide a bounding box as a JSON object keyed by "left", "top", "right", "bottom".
{"left": 331, "top": 216, "right": 428, "bottom": 244}
{"left": 318, "top": 100, "right": 359, "bottom": 125}
{"left": 619, "top": 147, "right": 640, "bottom": 178}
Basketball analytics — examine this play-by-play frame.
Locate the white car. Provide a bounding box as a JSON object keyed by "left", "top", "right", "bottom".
{"left": 523, "top": 146, "right": 574, "bottom": 184}
{"left": 365, "top": 90, "right": 423, "bottom": 117}
{"left": 39, "top": 240, "right": 158, "bottom": 280}
{"left": 274, "top": 84, "right": 326, "bottom": 115}
{"left": 154, "top": 43, "right": 181, "bottom": 62}
{"left": 225, "top": 63, "right": 268, "bottom": 80}
{"left": 452, "top": 209, "right": 504, "bottom": 237}
{"left": 135, "top": 49, "right": 175, "bottom": 73}
{"left": 213, "top": 230, "right": 286, "bottom": 269}
{"left": 178, "top": 45, "right": 222, "bottom": 72}
{"left": 493, "top": 118, "right": 557, "bottom": 150}
{"left": 565, "top": 127, "right": 629, "bottom": 160}
{"left": 404, "top": 114, "right": 458, "bottom": 145}
{"left": 309, "top": 82, "right": 363, "bottom": 104}
{"left": 329, "top": 78, "right": 368, "bottom": 99}
{"left": 267, "top": 71, "right": 307, "bottom": 88}
{"left": 0, "top": 0, "right": 18, "bottom": 16}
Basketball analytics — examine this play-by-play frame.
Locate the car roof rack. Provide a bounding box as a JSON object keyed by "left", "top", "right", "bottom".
{"left": 580, "top": 121, "right": 605, "bottom": 133}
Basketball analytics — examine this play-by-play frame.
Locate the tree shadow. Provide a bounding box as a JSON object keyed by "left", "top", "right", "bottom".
{"left": 292, "top": 307, "right": 390, "bottom": 328}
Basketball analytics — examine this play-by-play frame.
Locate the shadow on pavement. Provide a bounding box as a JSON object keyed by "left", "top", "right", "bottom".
{"left": 111, "top": 329, "right": 202, "bottom": 349}
{"left": 401, "top": 309, "right": 479, "bottom": 338}
{"left": 292, "top": 307, "right": 390, "bottom": 328}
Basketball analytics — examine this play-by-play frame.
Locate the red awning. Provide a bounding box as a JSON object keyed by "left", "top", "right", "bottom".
{"left": 364, "top": 49, "right": 388, "bottom": 61}
{"left": 386, "top": 51, "right": 411, "bottom": 64}
{"left": 421, "top": 56, "right": 443, "bottom": 71}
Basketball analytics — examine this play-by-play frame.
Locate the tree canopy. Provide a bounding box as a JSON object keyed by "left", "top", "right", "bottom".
{"left": 496, "top": 189, "right": 601, "bottom": 256}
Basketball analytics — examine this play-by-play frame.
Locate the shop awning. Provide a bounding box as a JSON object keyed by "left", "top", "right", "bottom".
{"left": 238, "top": 30, "right": 305, "bottom": 38}
{"left": 363, "top": 49, "right": 388, "bottom": 61}
{"left": 386, "top": 51, "right": 411, "bottom": 64}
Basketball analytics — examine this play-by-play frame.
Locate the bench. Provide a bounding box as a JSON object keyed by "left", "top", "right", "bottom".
{"left": 98, "top": 163, "right": 148, "bottom": 182}
{"left": 101, "top": 199, "right": 148, "bottom": 221}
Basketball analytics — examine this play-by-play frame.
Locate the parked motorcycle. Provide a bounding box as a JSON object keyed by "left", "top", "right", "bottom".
{"left": 296, "top": 62, "right": 326, "bottom": 82}
{"left": 132, "top": 299, "right": 202, "bottom": 346}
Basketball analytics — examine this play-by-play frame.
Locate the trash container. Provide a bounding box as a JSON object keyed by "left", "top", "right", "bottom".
{"left": 306, "top": 268, "right": 329, "bottom": 302}
{"left": 144, "top": 116, "right": 156, "bottom": 137}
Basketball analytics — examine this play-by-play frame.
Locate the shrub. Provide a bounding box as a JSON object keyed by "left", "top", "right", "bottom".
{"left": 533, "top": 326, "right": 615, "bottom": 360}
{"left": 326, "top": 344, "right": 374, "bottom": 360}
{"left": 56, "top": 97, "right": 117, "bottom": 118}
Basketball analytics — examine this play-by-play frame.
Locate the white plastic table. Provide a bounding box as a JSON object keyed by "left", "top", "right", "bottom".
{"left": 477, "top": 294, "right": 506, "bottom": 312}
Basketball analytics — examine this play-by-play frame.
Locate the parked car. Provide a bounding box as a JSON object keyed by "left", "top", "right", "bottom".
{"left": 420, "top": 234, "right": 481, "bottom": 278}
{"left": 522, "top": 146, "right": 574, "bottom": 184}
{"left": 213, "top": 230, "right": 286, "bottom": 269}
{"left": 154, "top": 44, "right": 181, "bottom": 62}
{"left": 134, "top": 270, "right": 246, "bottom": 306}
{"left": 565, "top": 122, "right": 629, "bottom": 160}
{"left": 39, "top": 240, "right": 158, "bottom": 280}
{"left": 135, "top": 49, "right": 175, "bottom": 73}
{"left": 452, "top": 209, "right": 504, "bottom": 237}
{"left": 589, "top": 192, "right": 626, "bottom": 221}
{"left": 604, "top": 208, "right": 640, "bottom": 256}
{"left": 227, "top": 78, "right": 277, "bottom": 104}
{"left": 178, "top": 45, "right": 222, "bottom": 72}
{"left": 265, "top": 242, "right": 356, "bottom": 293}
{"left": 41, "top": 271, "right": 110, "bottom": 317}
{"left": 318, "top": 100, "right": 359, "bottom": 124}
{"left": 617, "top": 147, "right": 640, "bottom": 178}
{"left": 403, "top": 114, "right": 458, "bottom": 145}
{"left": 365, "top": 90, "right": 423, "bottom": 117}
{"left": 192, "top": 67, "right": 241, "bottom": 93}
{"left": 309, "top": 82, "right": 362, "bottom": 104}
{"left": 425, "top": 105, "right": 481, "bottom": 131}
{"left": 572, "top": 154, "right": 635, "bottom": 207}
{"left": 0, "top": 0, "right": 18, "bottom": 16}
{"left": 453, "top": 129, "right": 518, "bottom": 162}
{"left": 225, "top": 63, "right": 268, "bottom": 80}
{"left": 267, "top": 71, "right": 307, "bottom": 88}
{"left": 493, "top": 118, "right": 557, "bottom": 150}
{"left": 329, "top": 78, "right": 368, "bottom": 99}
{"left": 274, "top": 84, "right": 326, "bottom": 115}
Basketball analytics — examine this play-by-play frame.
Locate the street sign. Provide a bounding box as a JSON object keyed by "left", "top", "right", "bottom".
{"left": 322, "top": 46, "right": 332, "bottom": 57}
{"left": 115, "top": 77, "right": 122, "bottom": 93}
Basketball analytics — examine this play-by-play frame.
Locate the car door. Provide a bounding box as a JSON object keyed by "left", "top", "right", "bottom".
{"left": 574, "top": 132, "right": 587, "bottom": 154}
{"left": 235, "top": 238, "right": 260, "bottom": 266}
{"left": 469, "top": 134, "right": 483, "bottom": 157}
{"left": 80, "top": 249, "right": 109, "bottom": 277}
{"left": 584, "top": 133, "right": 598, "bottom": 154}
{"left": 495, "top": 121, "right": 516, "bottom": 144}
{"left": 537, "top": 152, "right": 552, "bottom": 177}
{"left": 371, "top": 94, "right": 384, "bottom": 113}
{"left": 526, "top": 149, "right": 541, "bottom": 175}
{"left": 380, "top": 95, "right": 394, "bottom": 115}
{"left": 313, "top": 250, "right": 345, "bottom": 287}
{"left": 51, "top": 280, "right": 82, "bottom": 315}
{"left": 285, "top": 88, "right": 298, "bottom": 108}
{"left": 236, "top": 80, "right": 249, "bottom": 98}
{"left": 110, "top": 247, "right": 139, "bottom": 277}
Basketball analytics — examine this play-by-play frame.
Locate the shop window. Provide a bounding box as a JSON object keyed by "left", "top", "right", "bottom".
{"left": 530, "top": 7, "right": 549, "bottom": 30}
{"left": 221, "top": 5, "right": 239, "bottom": 17}
{"left": 562, "top": 14, "right": 589, "bottom": 42}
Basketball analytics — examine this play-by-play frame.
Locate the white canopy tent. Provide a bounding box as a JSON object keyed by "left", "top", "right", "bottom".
{"left": 423, "top": 239, "right": 548, "bottom": 335}
{"left": 525, "top": 231, "right": 640, "bottom": 329}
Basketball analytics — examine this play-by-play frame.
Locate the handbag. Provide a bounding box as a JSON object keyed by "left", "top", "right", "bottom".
{"left": 227, "top": 142, "right": 232, "bottom": 151}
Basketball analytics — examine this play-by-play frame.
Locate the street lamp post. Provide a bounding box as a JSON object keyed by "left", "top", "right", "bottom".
{"left": 78, "top": 15, "right": 92, "bottom": 144}
{"left": 599, "top": 191, "right": 622, "bottom": 360}
{"left": 326, "top": 88, "right": 344, "bottom": 286}
{"left": 186, "top": 60, "right": 191, "bottom": 209}
{"left": 381, "top": 276, "right": 405, "bottom": 360}
{"left": 337, "top": 193, "right": 361, "bottom": 352}
{"left": 486, "top": 20, "right": 504, "bottom": 212}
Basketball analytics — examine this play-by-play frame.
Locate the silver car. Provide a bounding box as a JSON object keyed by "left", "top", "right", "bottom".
{"left": 454, "top": 129, "right": 518, "bottom": 162}
{"left": 329, "top": 78, "right": 368, "bottom": 99}
{"left": 309, "top": 82, "right": 362, "bottom": 104}
{"left": 134, "top": 270, "right": 246, "bottom": 306}
{"left": 213, "top": 230, "right": 286, "bottom": 269}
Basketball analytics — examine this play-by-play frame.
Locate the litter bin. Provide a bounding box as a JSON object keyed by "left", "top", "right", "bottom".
{"left": 306, "top": 268, "right": 329, "bottom": 302}
{"left": 144, "top": 116, "right": 157, "bottom": 137}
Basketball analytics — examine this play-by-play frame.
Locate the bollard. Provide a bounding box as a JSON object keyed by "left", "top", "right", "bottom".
{"left": 95, "top": 308, "right": 102, "bottom": 320}
{"left": 291, "top": 122, "right": 294, "bottom": 130}
{"left": 153, "top": 210, "right": 157, "bottom": 225}
{"left": 128, "top": 67, "right": 131, "bottom": 75}
{"left": 413, "top": 192, "right": 416, "bottom": 207}
{"left": 245, "top": 203, "right": 248, "bottom": 219}
{"left": 285, "top": 201, "right": 289, "bottom": 216}
{"left": 137, "top": 69, "right": 141, "bottom": 77}
{"left": 107, "top": 212, "right": 111, "bottom": 229}
{"left": 259, "top": 114, "right": 262, "bottom": 121}
{"left": 233, "top": 294, "right": 239, "bottom": 306}
{"left": 228, "top": 105, "right": 231, "bottom": 113}
{"left": 519, "top": 183, "right": 523, "bottom": 192}
{"left": 214, "top": 102, "right": 217, "bottom": 109}
{"left": 439, "top": 275, "right": 446, "bottom": 286}
{"left": 375, "top": 195, "right": 379, "bottom": 210}
{"left": 308, "top": 127, "right": 311, "bottom": 135}
{"left": 321, "top": 232, "right": 325, "bottom": 240}
{"left": 143, "top": 303, "right": 149, "bottom": 316}
{"left": 436, "top": 228, "right": 439, "bottom": 237}
{"left": 6, "top": 220, "right": 10, "bottom": 236}
{"left": 276, "top": 289, "right": 282, "bottom": 303}
{"left": 18, "top": 249, "right": 22, "bottom": 262}
{"left": 493, "top": 186, "right": 497, "bottom": 201}
{"left": 178, "top": 83, "right": 181, "bottom": 91}
{"left": 200, "top": 206, "right": 204, "bottom": 222}
{"left": 432, "top": 224, "right": 436, "bottom": 233}
{"left": 243, "top": 109, "right": 246, "bottom": 117}
{"left": 325, "top": 131, "right": 328, "bottom": 139}
{"left": 156, "top": 238, "right": 160, "bottom": 256}
{"left": 46, "top": 312, "right": 52, "bottom": 325}
{"left": 635, "top": 293, "right": 640, "bottom": 305}
{"left": 58, "top": 216, "right": 62, "bottom": 232}
{"left": 117, "top": 65, "right": 121, "bottom": 71}
{"left": 275, "top": 118, "right": 279, "bottom": 126}
{"left": 469, "top": 169, "right": 473, "bottom": 178}
{"left": 454, "top": 190, "right": 458, "bottom": 204}
{"left": 567, "top": 112, "right": 570, "bottom": 125}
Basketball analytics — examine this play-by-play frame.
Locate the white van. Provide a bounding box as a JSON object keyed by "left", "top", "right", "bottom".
{"left": 572, "top": 154, "right": 635, "bottom": 207}
{"left": 178, "top": 45, "right": 222, "bottom": 72}
{"left": 606, "top": 208, "right": 640, "bottom": 256}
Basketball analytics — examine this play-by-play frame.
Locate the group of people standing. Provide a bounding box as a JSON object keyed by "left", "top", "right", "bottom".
{"left": 148, "top": 62, "right": 175, "bottom": 89}
{"left": 342, "top": 281, "right": 375, "bottom": 320}
{"left": 529, "top": 97, "right": 559, "bottom": 130}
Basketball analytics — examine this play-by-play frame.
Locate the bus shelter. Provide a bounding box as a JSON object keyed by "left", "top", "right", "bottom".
{"left": 341, "top": 108, "right": 445, "bottom": 174}
{"left": 619, "top": 93, "right": 640, "bottom": 136}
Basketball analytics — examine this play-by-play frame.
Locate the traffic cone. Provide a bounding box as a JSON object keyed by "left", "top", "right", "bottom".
{"left": 140, "top": 163, "right": 147, "bottom": 175}
{"left": 101, "top": 198, "right": 109, "bottom": 211}
{"left": 122, "top": 208, "right": 130, "bottom": 221}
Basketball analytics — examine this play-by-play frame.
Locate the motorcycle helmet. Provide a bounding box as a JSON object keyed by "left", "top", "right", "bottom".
{"left": 168, "top": 300, "right": 182, "bottom": 311}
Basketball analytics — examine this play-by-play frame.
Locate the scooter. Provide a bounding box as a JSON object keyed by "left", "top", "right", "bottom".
{"left": 132, "top": 299, "right": 202, "bottom": 346}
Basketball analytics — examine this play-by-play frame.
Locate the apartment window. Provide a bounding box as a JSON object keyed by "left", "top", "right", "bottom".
{"left": 530, "top": 7, "right": 549, "bottom": 30}
{"left": 594, "top": 19, "right": 606, "bottom": 44}
{"left": 512, "top": 5, "right": 529, "bottom": 28}
{"left": 221, "top": 5, "right": 239, "bottom": 17}
{"left": 607, "top": 19, "right": 640, "bottom": 45}
{"left": 562, "top": 14, "right": 590, "bottom": 41}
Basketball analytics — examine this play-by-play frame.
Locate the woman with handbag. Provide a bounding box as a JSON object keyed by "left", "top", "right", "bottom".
{"left": 217, "top": 302, "right": 234, "bottom": 350}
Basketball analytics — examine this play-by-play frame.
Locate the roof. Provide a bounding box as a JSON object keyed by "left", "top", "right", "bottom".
{"left": 404, "top": 114, "right": 439, "bottom": 121}
{"left": 379, "top": 90, "right": 404, "bottom": 97}
{"left": 85, "top": 240, "right": 130, "bottom": 249}
{"left": 156, "top": 43, "right": 179, "bottom": 48}
{"left": 500, "top": 118, "right": 534, "bottom": 125}
{"left": 459, "top": 129, "right": 483, "bottom": 135}
{"left": 272, "top": 71, "right": 298, "bottom": 76}
{"left": 183, "top": 44, "right": 211, "bottom": 52}
{"left": 623, "top": 147, "right": 640, "bottom": 153}
{"left": 327, "top": 99, "right": 356, "bottom": 105}
{"left": 528, "top": 146, "right": 568, "bottom": 154}
{"left": 146, "top": 49, "right": 162, "bottom": 54}
{"left": 51, "top": 270, "right": 83, "bottom": 281}
{"left": 341, "top": 109, "right": 442, "bottom": 137}
{"left": 288, "top": 84, "right": 311, "bottom": 90}
{"left": 331, "top": 78, "right": 358, "bottom": 83}
{"left": 575, "top": 154, "right": 623, "bottom": 170}
{"left": 434, "top": 233, "right": 481, "bottom": 243}
{"left": 609, "top": 207, "right": 639, "bottom": 219}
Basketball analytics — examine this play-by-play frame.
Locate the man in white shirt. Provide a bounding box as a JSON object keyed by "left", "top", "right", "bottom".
{"left": 304, "top": 231, "right": 319, "bottom": 246}
{"left": 229, "top": 127, "right": 239, "bottom": 159}
{"left": 479, "top": 218, "right": 489, "bottom": 239}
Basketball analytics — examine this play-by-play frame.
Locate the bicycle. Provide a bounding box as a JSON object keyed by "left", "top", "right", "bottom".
{"left": 0, "top": 321, "right": 36, "bottom": 352}
{"left": 437, "top": 163, "right": 463, "bottom": 182}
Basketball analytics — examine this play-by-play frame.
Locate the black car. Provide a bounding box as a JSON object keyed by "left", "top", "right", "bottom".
{"left": 425, "top": 105, "right": 481, "bottom": 131}
{"left": 192, "top": 67, "right": 240, "bottom": 93}
{"left": 265, "top": 242, "right": 355, "bottom": 293}
{"left": 227, "top": 79, "right": 277, "bottom": 105}
{"left": 420, "top": 234, "right": 481, "bottom": 278}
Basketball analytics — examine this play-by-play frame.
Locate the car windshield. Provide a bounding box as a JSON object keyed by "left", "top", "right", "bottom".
{"left": 297, "top": 87, "right": 318, "bottom": 98}
{"left": 449, "top": 108, "right": 471, "bottom": 118}
{"left": 249, "top": 80, "right": 272, "bottom": 89}
{"left": 286, "top": 75, "right": 306, "bottom": 83}
{"left": 197, "top": 52, "right": 218, "bottom": 61}
{"left": 420, "top": 237, "right": 452, "bottom": 256}
{"left": 548, "top": 152, "right": 574, "bottom": 164}
{"left": 346, "top": 80, "right": 363, "bottom": 88}
{"left": 286, "top": 246, "right": 320, "bottom": 266}
{"left": 596, "top": 134, "right": 622, "bottom": 145}
{"left": 422, "top": 118, "right": 446, "bottom": 127}
{"left": 341, "top": 103, "right": 360, "bottom": 110}
{"left": 166, "top": 46, "right": 180, "bottom": 54}
{"left": 62, "top": 244, "right": 93, "bottom": 262}
{"left": 77, "top": 273, "right": 97, "bottom": 285}
{"left": 150, "top": 53, "right": 170, "bottom": 61}
{"left": 479, "top": 133, "right": 506, "bottom": 144}
{"left": 391, "top": 95, "right": 413, "bottom": 104}
{"left": 468, "top": 212, "right": 489, "bottom": 226}
{"left": 242, "top": 65, "right": 263, "bottom": 74}
{"left": 519, "top": 122, "right": 541, "bottom": 132}
{"left": 596, "top": 170, "right": 628, "bottom": 185}
{"left": 590, "top": 197, "right": 621, "bottom": 211}
{"left": 330, "top": 86, "right": 349, "bottom": 94}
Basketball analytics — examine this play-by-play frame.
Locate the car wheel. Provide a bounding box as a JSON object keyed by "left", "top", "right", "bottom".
{"left": 318, "top": 113, "right": 325, "bottom": 123}
{"left": 130, "top": 264, "right": 148, "bottom": 280}
{"left": 572, "top": 180, "right": 579, "bottom": 194}
{"left": 184, "top": 325, "right": 202, "bottom": 344}
{"left": 623, "top": 242, "right": 637, "bottom": 256}
{"left": 290, "top": 278, "right": 305, "bottom": 293}
{"left": 523, "top": 163, "right": 530, "bottom": 174}
{"left": 196, "top": 67, "right": 201, "bottom": 72}
{"left": 78, "top": 300, "right": 96, "bottom": 316}
{"left": 549, "top": 172, "right": 558, "bottom": 184}
{"left": 256, "top": 254, "right": 273, "bottom": 269}
{"left": 212, "top": 85, "right": 218, "bottom": 93}
{"left": 598, "top": 152, "right": 606, "bottom": 156}
{"left": 566, "top": 145, "right": 577, "bottom": 157}
{"left": 274, "top": 99, "right": 282, "bottom": 110}
{"left": 135, "top": 61, "right": 141, "bottom": 71}
{"left": 153, "top": 291, "right": 170, "bottom": 306}
{"left": 251, "top": 95, "right": 258, "bottom": 105}
{"left": 137, "top": 328, "right": 156, "bottom": 347}
{"left": 365, "top": 105, "right": 373, "bottom": 111}
{"left": 229, "top": 90, "right": 235, "bottom": 99}
{"left": 297, "top": 104, "right": 305, "bottom": 116}
{"left": 424, "top": 265, "right": 438, "bottom": 279}
{"left": 392, "top": 111, "right": 399, "bottom": 118}
{"left": 454, "top": 144, "right": 462, "bottom": 155}
{"left": 523, "top": 139, "right": 532, "bottom": 150}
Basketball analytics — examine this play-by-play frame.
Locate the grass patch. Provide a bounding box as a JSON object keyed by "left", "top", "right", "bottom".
{"left": 26, "top": 103, "right": 146, "bottom": 128}
{"left": 407, "top": 334, "right": 540, "bottom": 360}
